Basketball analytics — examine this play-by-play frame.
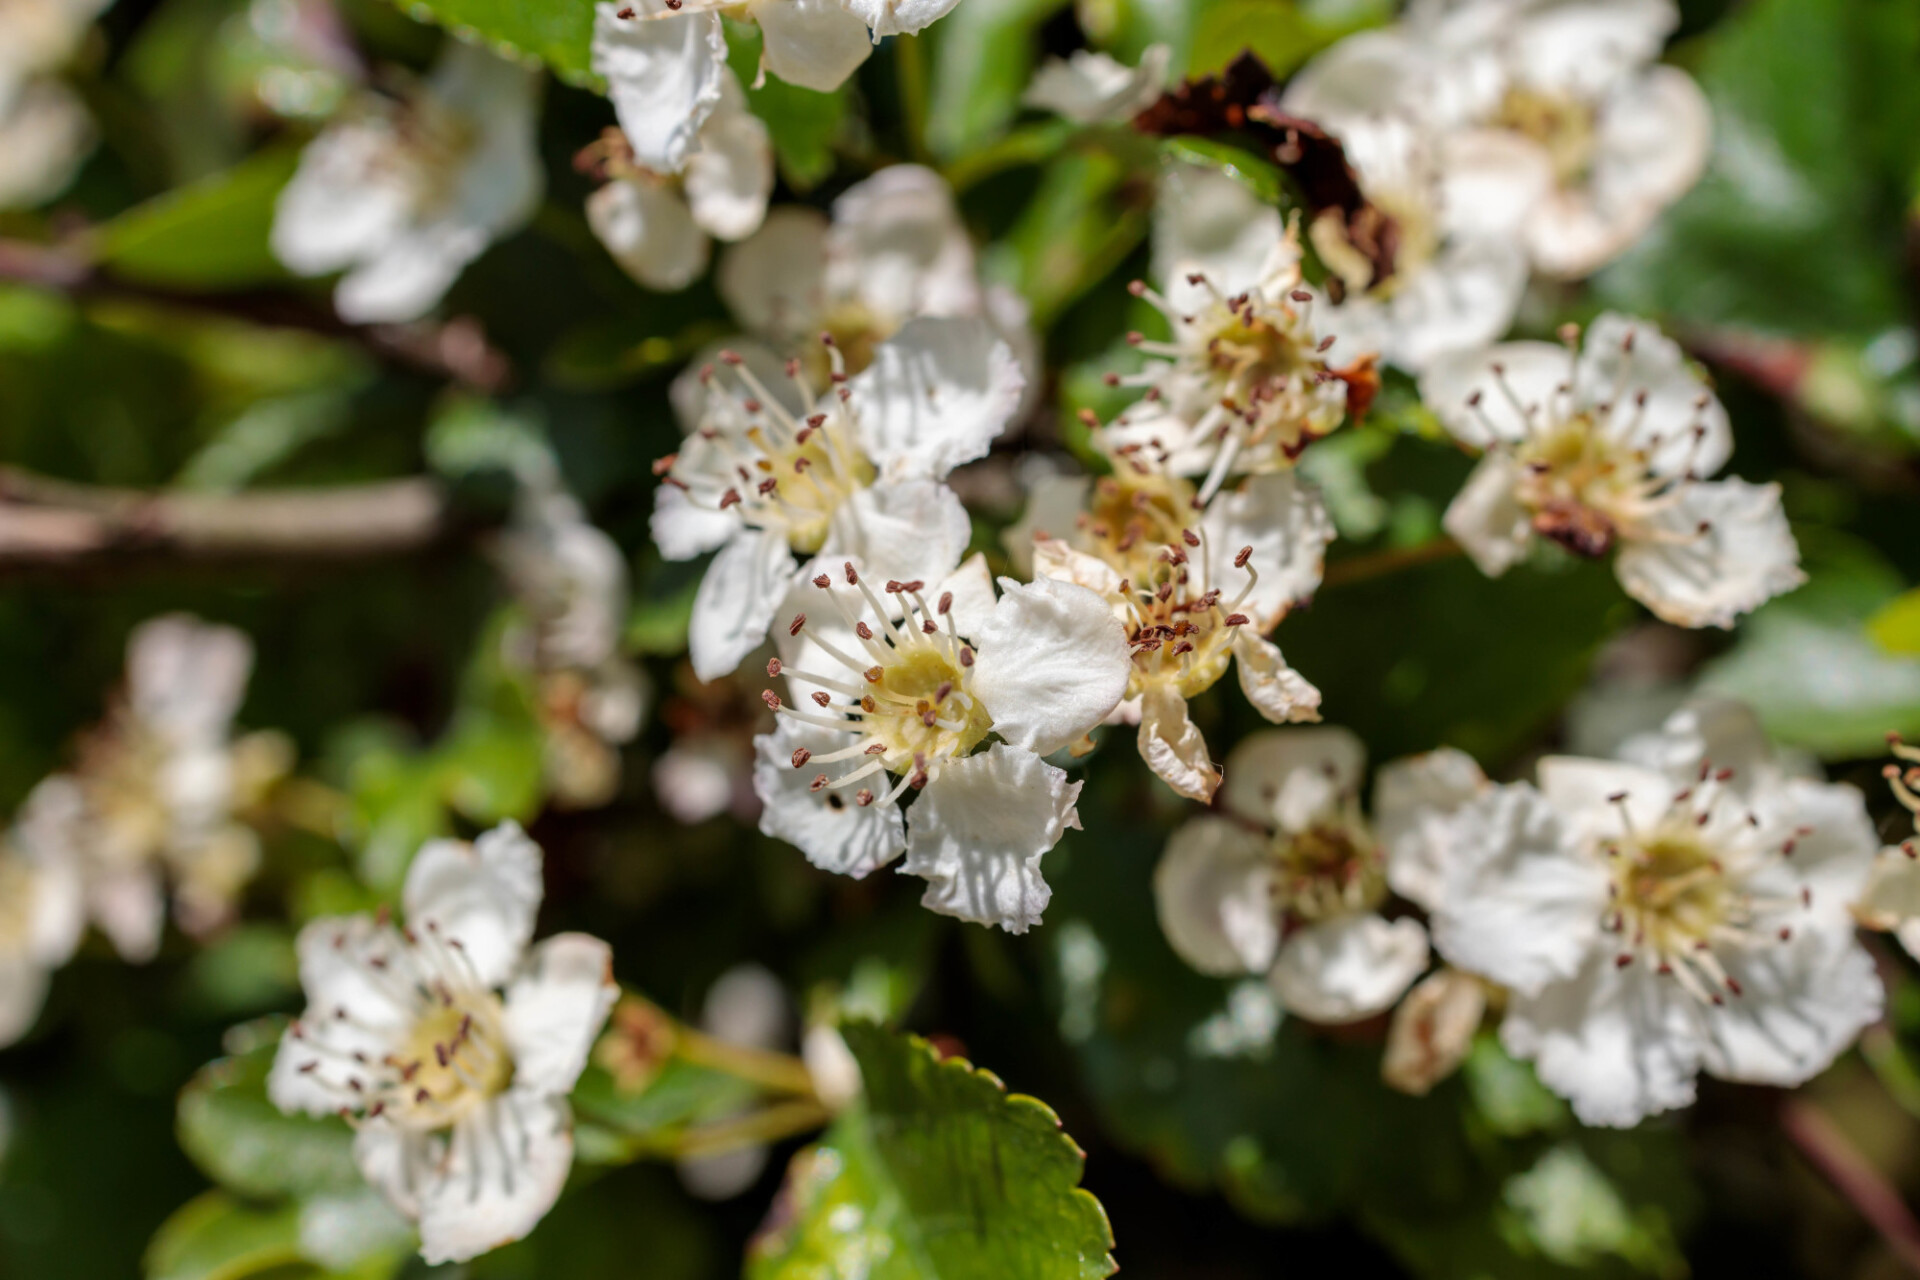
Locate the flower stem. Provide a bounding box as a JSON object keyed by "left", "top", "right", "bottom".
{"left": 895, "top": 33, "right": 931, "bottom": 163}
{"left": 673, "top": 1099, "right": 834, "bottom": 1159}
{"left": 1779, "top": 1095, "right": 1920, "bottom": 1273}
{"left": 674, "top": 1025, "right": 820, "bottom": 1097}
{"left": 1320, "top": 537, "right": 1464, "bottom": 589}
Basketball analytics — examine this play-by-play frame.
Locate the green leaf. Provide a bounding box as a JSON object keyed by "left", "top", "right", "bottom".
{"left": 176, "top": 1019, "right": 361, "bottom": 1201}
{"left": 145, "top": 1192, "right": 305, "bottom": 1280}
{"left": 1594, "top": 0, "right": 1919, "bottom": 336}
{"left": 1158, "top": 137, "right": 1284, "bottom": 204}
{"left": 925, "top": 0, "right": 1072, "bottom": 160}
{"left": 94, "top": 145, "right": 302, "bottom": 290}
{"left": 989, "top": 146, "right": 1151, "bottom": 330}
{"left": 1870, "top": 587, "right": 1920, "bottom": 655}
{"left": 572, "top": 1059, "right": 763, "bottom": 1162}
{"left": 398, "top": 10, "right": 597, "bottom": 86}
{"left": 726, "top": 23, "right": 849, "bottom": 190}
{"left": 749, "top": 1023, "right": 1117, "bottom": 1280}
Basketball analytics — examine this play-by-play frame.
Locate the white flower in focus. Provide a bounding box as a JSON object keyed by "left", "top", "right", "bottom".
{"left": 0, "top": 779, "right": 87, "bottom": 1047}
{"left": 1109, "top": 211, "right": 1371, "bottom": 503}
{"left": 753, "top": 552, "right": 1131, "bottom": 932}
{"left": 1023, "top": 44, "right": 1170, "bottom": 125}
{"left": 1422, "top": 314, "right": 1804, "bottom": 629}
{"left": 1423, "top": 698, "right": 1883, "bottom": 1127}
{"left": 590, "top": 0, "right": 874, "bottom": 175}
{"left": 714, "top": 164, "right": 1036, "bottom": 392}
{"left": 652, "top": 315, "right": 1024, "bottom": 681}
{"left": 497, "top": 481, "right": 650, "bottom": 811}
{"left": 1286, "top": 0, "right": 1710, "bottom": 278}
{"left": 271, "top": 42, "right": 543, "bottom": 324}
{"left": 1153, "top": 727, "right": 1445, "bottom": 1024}
{"left": 267, "top": 822, "right": 617, "bottom": 1264}
{"left": 1026, "top": 460, "right": 1334, "bottom": 802}
{"left": 584, "top": 70, "right": 773, "bottom": 293}
{"left": 1300, "top": 118, "right": 1549, "bottom": 374}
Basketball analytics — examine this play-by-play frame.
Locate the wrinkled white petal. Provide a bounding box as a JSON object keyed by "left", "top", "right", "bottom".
{"left": 751, "top": 0, "right": 874, "bottom": 91}
{"left": 1270, "top": 914, "right": 1429, "bottom": 1025}
{"left": 850, "top": 317, "right": 1024, "bottom": 481}
{"left": 1419, "top": 340, "right": 1570, "bottom": 447}
{"left": 1428, "top": 783, "right": 1610, "bottom": 996}
{"left": 1614, "top": 695, "right": 1777, "bottom": 784}
{"left": 754, "top": 723, "right": 906, "bottom": 877}
{"left": 1199, "top": 471, "right": 1335, "bottom": 630}
{"left": 1442, "top": 452, "right": 1535, "bottom": 576}
{"left": 1023, "top": 44, "right": 1170, "bottom": 124}
{"left": 1375, "top": 747, "right": 1488, "bottom": 910}
{"left": 969, "top": 576, "right": 1132, "bottom": 755}
{"left": 1856, "top": 846, "right": 1920, "bottom": 934}
{"left": 1703, "top": 933, "right": 1881, "bottom": 1088}
{"left": 827, "top": 164, "right": 981, "bottom": 324}
{"left": 592, "top": 1, "right": 727, "bottom": 174}
{"left": 1153, "top": 163, "right": 1283, "bottom": 304}
{"left": 903, "top": 744, "right": 1079, "bottom": 934}
{"left": 1220, "top": 725, "right": 1363, "bottom": 833}
{"left": 272, "top": 121, "right": 413, "bottom": 277}
{"left": 689, "top": 526, "right": 798, "bottom": 683}
{"left": 825, "top": 480, "right": 972, "bottom": 588}
{"left": 684, "top": 73, "right": 774, "bottom": 242}
{"left": 587, "top": 176, "right": 709, "bottom": 292}
{"left": 1004, "top": 472, "right": 1090, "bottom": 576}
{"left": 127, "top": 615, "right": 252, "bottom": 746}
{"left": 1152, "top": 817, "right": 1278, "bottom": 975}
{"left": 1138, "top": 684, "right": 1217, "bottom": 803}
{"left": 332, "top": 222, "right": 486, "bottom": 324}
{"left": 1434, "top": 128, "right": 1555, "bottom": 242}
{"left": 1614, "top": 479, "right": 1803, "bottom": 630}
{"left": 1232, "top": 631, "right": 1323, "bottom": 727}
{"left": 839, "top": 0, "right": 959, "bottom": 37}
{"left": 502, "top": 933, "right": 618, "bottom": 1096}
{"left": 403, "top": 821, "right": 544, "bottom": 989}
{"left": 414, "top": 1091, "right": 575, "bottom": 1264}
{"left": 1510, "top": 0, "right": 1676, "bottom": 99}
{"left": 717, "top": 207, "right": 830, "bottom": 340}
{"left": 1574, "top": 312, "right": 1730, "bottom": 477}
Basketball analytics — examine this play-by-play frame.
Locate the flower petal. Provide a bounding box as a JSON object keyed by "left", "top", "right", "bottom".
{"left": 1702, "top": 930, "right": 1881, "bottom": 1088}
{"left": 1219, "top": 725, "right": 1364, "bottom": 833}
{"left": 1428, "top": 782, "right": 1610, "bottom": 996}
{"left": 1510, "top": 0, "right": 1676, "bottom": 98}
{"left": 1023, "top": 45, "right": 1170, "bottom": 124}
{"left": 403, "top": 821, "right": 544, "bottom": 989}
{"left": 849, "top": 316, "right": 1024, "bottom": 482}
{"left": 716, "top": 207, "right": 830, "bottom": 341}
{"left": 1375, "top": 747, "right": 1488, "bottom": 910}
{"left": 587, "top": 175, "right": 709, "bottom": 292}
{"left": 1442, "top": 453, "right": 1536, "bottom": 576}
{"left": 1152, "top": 816, "right": 1279, "bottom": 975}
{"left": 126, "top": 614, "right": 252, "bottom": 746}
{"left": 683, "top": 73, "right": 774, "bottom": 242}
{"left": 839, "top": 0, "right": 960, "bottom": 37}
{"left": 271, "top": 121, "right": 412, "bottom": 277}
{"left": 1138, "top": 684, "right": 1218, "bottom": 803}
{"left": 591, "top": 1, "right": 727, "bottom": 174}
{"left": 751, "top": 0, "right": 873, "bottom": 91}
{"left": 503, "top": 933, "right": 618, "bottom": 1096}
{"left": 825, "top": 479, "right": 971, "bottom": 588}
{"left": 902, "top": 744, "right": 1079, "bottom": 934}
{"left": 1152, "top": 162, "right": 1283, "bottom": 303}
{"left": 1382, "top": 967, "right": 1486, "bottom": 1096}
{"left": 1232, "top": 631, "right": 1323, "bottom": 727}
{"left": 1199, "top": 471, "right": 1335, "bottom": 630}
{"left": 1614, "top": 478, "right": 1803, "bottom": 630}
{"left": 689, "top": 526, "right": 799, "bottom": 683}
{"left": 826, "top": 164, "right": 981, "bottom": 324}
{"left": 332, "top": 222, "right": 486, "bottom": 324}
{"left": 1573, "top": 313, "right": 1730, "bottom": 477}
{"left": 415, "top": 1091, "right": 575, "bottom": 1264}
{"left": 753, "top": 723, "right": 907, "bottom": 877}
{"left": 1419, "top": 340, "right": 1571, "bottom": 447}
{"left": 968, "top": 576, "right": 1132, "bottom": 755}
{"left": 1270, "top": 914, "right": 1430, "bottom": 1024}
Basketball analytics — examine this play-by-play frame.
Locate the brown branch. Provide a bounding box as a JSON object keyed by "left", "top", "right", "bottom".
{"left": 0, "top": 238, "right": 511, "bottom": 392}
{"left": 1780, "top": 1095, "right": 1920, "bottom": 1274}
{"left": 0, "top": 466, "right": 461, "bottom": 579}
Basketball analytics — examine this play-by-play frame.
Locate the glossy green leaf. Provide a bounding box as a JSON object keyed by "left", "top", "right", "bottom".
{"left": 726, "top": 22, "right": 849, "bottom": 190}
{"left": 925, "top": 0, "right": 1072, "bottom": 160}
{"left": 144, "top": 1192, "right": 305, "bottom": 1280}
{"left": 94, "top": 145, "right": 302, "bottom": 290}
{"left": 396, "top": 8, "right": 596, "bottom": 85}
{"left": 176, "top": 1019, "right": 360, "bottom": 1201}
{"left": 750, "top": 1023, "right": 1116, "bottom": 1280}
{"left": 990, "top": 147, "right": 1151, "bottom": 330}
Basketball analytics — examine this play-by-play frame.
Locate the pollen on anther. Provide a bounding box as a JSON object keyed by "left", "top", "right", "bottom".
{"left": 767, "top": 658, "right": 783, "bottom": 677}
{"left": 813, "top": 573, "right": 831, "bottom": 588}
{"left": 1233, "top": 545, "right": 1253, "bottom": 569}
{"left": 811, "top": 691, "right": 831, "bottom": 708}
{"left": 761, "top": 691, "right": 783, "bottom": 711}
{"left": 789, "top": 613, "right": 807, "bottom": 637}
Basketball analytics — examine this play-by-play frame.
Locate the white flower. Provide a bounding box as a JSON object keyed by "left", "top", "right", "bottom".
{"left": 271, "top": 42, "right": 543, "bottom": 324}
{"left": 1421, "top": 313, "right": 1804, "bottom": 628}
{"left": 653, "top": 315, "right": 1024, "bottom": 681}
{"left": 585, "top": 69, "right": 772, "bottom": 292}
{"left": 1852, "top": 735, "right": 1920, "bottom": 958}
{"left": 714, "top": 164, "right": 1036, "bottom": 390}
{"left": 753, "top": 551, "right": 1130, "bottom": 933}
{"left": 1025, "top": 460, "right": 1334, "bottom": 802}
{"left": 0, "top": 0, "right": 109, "bottom": 90}
{"left": 0, "top": 778, "right": 87, "bottom": 1048}
{"left": 1152, "top": 726, "right": 1439, "bottom": 1024}
{"left": 267, "top": 822, "right": 617, "bottom": 1264}
{"left": 1423, "top": 698, "right": 1883, "bottom": 1127}
{"left": 1023, "top": 44, "right": 1170, "bottom": 125}
{"left": 497, "top": 480, "right": 650, "bottom": 811}
{"left": 1298, "top": 117, "right": 1549, "bottom": 374}
{"left": 1285, "top": 0, "right": 1709, "bottom": 278}
{"left": 0, "top": 77, "right": 94, "bottom": 209}
{"left": 590, "top": 0, "right": 872, "bottom": 174}
{"left": 1108, "top": 211, "right": 1370, "bottom": 503}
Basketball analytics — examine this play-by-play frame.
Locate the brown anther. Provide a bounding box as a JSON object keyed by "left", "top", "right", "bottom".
{"left": 809, "top": 774, "right": 830, "bottom": 792}
{"left": 651, "top": 454, "right": 678, "bottom": 476}
{"left": 1234, "top": 545, "right": 1253, "bottom": 569}
{"left": 767, "top": 658, "right": 783, "bottom": 677}
{"left": 719, "top": 489, "right": 742, "bottom": 509}
{"left": 811, "top": 691, "right": 831, "bottom": 707}
{"left": 761, "top": 691, "right": 783, "bottom": 711}
{"left": 921, "top": 619, "right": 938, "bottom": 634}
{"left": 855, "top": 789, "right": 875, "bottom": 807}
{"left": 934, "top": 681, "right": 953, "bottom": 703}
{"left": 718, "top": 348, "right": 743, "bottom": 365}
{"left": 938, "top": 591, "right": 953, "bottom": 615}
{"left": 1126, "top": 280, "right": 1146, "bottom": 297}
{"left": 813, "top": 573, "right": 832, "bottom": 588}
{"left": 1224, "top": 613, "right": 1250, "bottom": 626}
{"left": 960, "top": 646, "right": 974, "bottom": 666}
{"left": 856, "top": 621, "right": 874, "bottom": 640}
{"left": 789, "top": 613, "right": 807, "bottom": 636}
{"left": 864, "top": 665, "right": 883, "bottom": 682}
{"left": 844, "top": 561, "right": 859, "bottom": 584}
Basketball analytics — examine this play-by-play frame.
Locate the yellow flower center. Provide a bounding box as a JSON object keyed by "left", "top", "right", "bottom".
{"left": 1271, "top": 811, "right": 1385, "bottom": 922}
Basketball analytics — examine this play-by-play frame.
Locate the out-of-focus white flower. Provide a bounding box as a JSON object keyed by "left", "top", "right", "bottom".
{"left": 1852, "top": 735, "right": 1920, "bottom": 957}
{"left": 1286, "top": 0, "right": 1709, "bottom": 278}
{"left": 497, "top": 479, "right": 650, "bottom": 810}
{"left": 678, "top": 964, "right": 790, "bottom": 1199}
{"left": 1422, "top": 313, "right": 1804, "bottom": 629}
{"left": 50, "top": 615, "right": 289, "bottom": 960}
{"left": 1024, "top": 460, "right": 1333, "bottom": 802}
{"left": 652, "top": 316, "right": 1024, "bottom": 682}
{"left": 268, "top": 822, "right": 617, "bottom": 1264}
{"left": 713, "top": 164, "right": 1036, "bottom": 395}
{"left": 584, "top": 69, "right": 772, "bottom": 293}
{"left": 271, "top": 42, "right": 543, "bottom": 324}
{"left": 1381, "top": 967, "right": 1487, "bottom": 1095}
{"left": 1154, "top": 727, "right": 1481, "bottom": 1024}
{"left": 0, "top": 0, "right": 113, "bottom": 208}
{"left": 1110, "top": 208, "right": 1372, "bottom": 503}
{"left": 596, "top": 0, "right": 956, "bottom": 174}
{"left": 0, "top": 779, "right": 87, "bottom": 1047}
{"left": 754, "top": 551, "right": 1129, "bottom": 932}
{"left": 1303, "top": 118, "right": 1548, "bottom": 374}
{"left": 1422, "top": 698, "right": 1882, "bottom": 1127}
{"left": 1023, "top": 44, "right": 1170, "bottom": 124}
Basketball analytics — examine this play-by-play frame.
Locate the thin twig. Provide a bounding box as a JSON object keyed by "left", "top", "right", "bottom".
{"left": 1321, "top": 537, "right": 1464, "bottom": 589}
{"left": 674, "top": 1025, "right": 822, "bottom": 1098}
{"left": 0, "top": 466, "right": 458, "bottom": 577}
{"left": 0, "top": 237, "right": 511, "bottom": 391}
{"left": 1779, "top": 1094, "right": 1920, "bottom": 1273}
